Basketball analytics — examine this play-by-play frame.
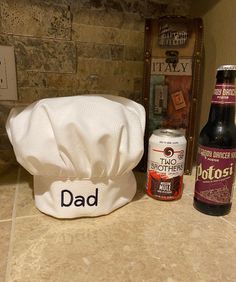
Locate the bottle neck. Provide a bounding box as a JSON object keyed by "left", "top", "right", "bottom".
{"left": 208, "top": 80, "right": 235, "bottom": 124}
{"left": 209, "top": 71, "right": 236, "bottom": 124}
{"left": 208, "top": 103, "right": 235, "bottom": 124}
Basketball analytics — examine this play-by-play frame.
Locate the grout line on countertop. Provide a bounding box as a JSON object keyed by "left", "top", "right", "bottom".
{"left": 220, "top": 216, "right": 236, "bottom": 229}
{"left": 15, "top": 214, "right": 44, "bottom": 220}
{"left": 0, "top": 218, "right": 12, "bottom": 223}
{"left": 5, "top": 168, "right": 21, "bottom": 282}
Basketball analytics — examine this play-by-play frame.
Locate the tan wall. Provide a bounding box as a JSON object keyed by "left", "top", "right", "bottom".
{"left": 191, "top": 0, "right": 236, "bottom": 130}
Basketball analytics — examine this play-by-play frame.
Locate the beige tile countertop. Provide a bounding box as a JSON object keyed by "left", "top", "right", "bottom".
{"left": 1, "top": 166, "right": 236, "bottom": 282}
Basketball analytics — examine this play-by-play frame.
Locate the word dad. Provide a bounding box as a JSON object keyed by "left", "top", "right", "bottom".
{"left": 61, "top": 188, "right": 98, "bottom": 207}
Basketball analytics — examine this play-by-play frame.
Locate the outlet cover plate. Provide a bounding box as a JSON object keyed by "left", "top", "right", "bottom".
{"left": 0, "top": 46, "right": 18, "bottom": 101}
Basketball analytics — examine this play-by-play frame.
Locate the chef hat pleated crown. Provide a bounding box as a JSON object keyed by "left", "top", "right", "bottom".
{"left": 6, "top": 95, "right": 145, "bottom": 218}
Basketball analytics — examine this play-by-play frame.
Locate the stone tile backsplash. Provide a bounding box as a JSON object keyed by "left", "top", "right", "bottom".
{"left": 0, "top": 35, "right": 77, "bottom": 73}
{"left": 0, "top": 0, "right": 191, "bottom": 169}
{"left": 0, "top": 0, "right": 72, "bottom": 39}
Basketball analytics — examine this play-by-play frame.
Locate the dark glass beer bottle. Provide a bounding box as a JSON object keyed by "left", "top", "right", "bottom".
{"left": 194, "top": 65, "right": 236, "bottom": 216}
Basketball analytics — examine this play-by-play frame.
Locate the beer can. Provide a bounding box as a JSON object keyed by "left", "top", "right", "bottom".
{"left": 146, "top": 129, "right": 187, "bottom": 201}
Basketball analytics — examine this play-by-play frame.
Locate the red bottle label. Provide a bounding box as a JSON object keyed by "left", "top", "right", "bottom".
{"left": 194, "top": 145, "right": 236, "bottom": 205}
{"left": 212, "top": 84, "right": 235, "bottom": 104}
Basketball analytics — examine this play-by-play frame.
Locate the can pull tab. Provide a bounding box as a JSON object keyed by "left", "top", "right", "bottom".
{"left": 165, "top": 50, "right": 179, "bottom": 67}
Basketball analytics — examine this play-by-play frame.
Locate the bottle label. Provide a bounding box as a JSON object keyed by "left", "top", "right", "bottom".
{"left": 212, "top": 84, "right": 235, "bottom": 104}
{"left": 194, "top": 145, "right": 236, "bottom": 205}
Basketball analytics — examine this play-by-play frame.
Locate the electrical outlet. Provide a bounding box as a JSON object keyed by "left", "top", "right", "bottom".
{"left": 0, "top": 55, "right": 8, "bottom": 89}
{"left": 0, "top": 46, "right": 18, "bottom": 100}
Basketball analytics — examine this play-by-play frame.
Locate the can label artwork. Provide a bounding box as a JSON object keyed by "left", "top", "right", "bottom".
{"left": 146, "top": 129, "right": 186, "bottom": 200}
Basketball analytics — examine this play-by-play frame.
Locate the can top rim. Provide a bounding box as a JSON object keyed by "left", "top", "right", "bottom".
{"left": 153, "top": 129, "right": 184, "bottom": 137}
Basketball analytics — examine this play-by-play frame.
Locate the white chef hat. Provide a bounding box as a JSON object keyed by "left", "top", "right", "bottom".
{"left": 6, "top": 95, "right": 145, "bottom": 218}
